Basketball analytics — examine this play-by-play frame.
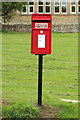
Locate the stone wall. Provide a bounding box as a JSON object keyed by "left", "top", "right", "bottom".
{"left": 2, "top": 23, "right": 80, "bottom": 33}
{"left": 53, "top": 23, "right": 79, "bottom": 33}
{"left": 2, "top": 23, "right": 31, "bottom": 32}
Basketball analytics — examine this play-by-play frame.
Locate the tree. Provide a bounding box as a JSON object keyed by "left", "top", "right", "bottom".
{"left": 2, "top": 2, "right": 26, "bottom": 23}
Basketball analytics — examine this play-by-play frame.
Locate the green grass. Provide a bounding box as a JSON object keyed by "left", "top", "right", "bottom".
{"left": 2, "top": 31, "right": 78, "bottom": 119}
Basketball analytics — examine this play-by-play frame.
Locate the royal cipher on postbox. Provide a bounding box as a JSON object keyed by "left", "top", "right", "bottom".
{"left": 31, "top": 13, "right": 52, "bottom": 55}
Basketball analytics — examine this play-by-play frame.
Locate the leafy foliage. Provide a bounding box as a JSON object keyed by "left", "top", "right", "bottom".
{"left": 3, "top": 103, "right": 38, "bottom": 119}
{"left": 2, "top": 2, "right": 26, "bottom": 23}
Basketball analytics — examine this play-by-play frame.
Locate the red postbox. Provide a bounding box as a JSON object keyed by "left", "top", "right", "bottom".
{"left": 31, "top": 13, "right": 52, "bottom": 54}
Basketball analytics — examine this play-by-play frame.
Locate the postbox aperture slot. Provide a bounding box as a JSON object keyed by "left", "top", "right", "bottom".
{"left": 32, "top": 20, "right": 51, "bottom": 22}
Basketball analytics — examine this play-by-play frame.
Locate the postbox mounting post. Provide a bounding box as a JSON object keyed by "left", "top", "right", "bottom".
{"left": 38, "top": 54, "right": 43, "bottom": 106}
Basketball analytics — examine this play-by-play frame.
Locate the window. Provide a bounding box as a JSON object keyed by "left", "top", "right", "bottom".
{"left": 78, "top": 0, "right": 80, "bottom": 13}
{"left": 71, "top": 0, "right": 76, "bottom": 14}
{"left": 45, "top": 0, "right": 50, "bottom": 13}
{"left": 54, "top": 0, "right": 60, "bottom": 14}
{"left": 61, "top": 0, "right": 67, "bottom": 14}
{"left": 38, "top": 0, "right": 43, "bottom": 13}
{"left": 29, "top": 0, "right": 34, "bottom": 14}
{"left": 22, "top": 5, "right": 27, "bottom": 14}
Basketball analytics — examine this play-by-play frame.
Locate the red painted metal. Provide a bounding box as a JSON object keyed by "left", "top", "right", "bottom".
{"left": 31, "top": 13, "right": 52, "bottom": 54}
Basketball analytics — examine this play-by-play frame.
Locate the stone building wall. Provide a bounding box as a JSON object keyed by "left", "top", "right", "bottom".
{"left": 1, "top": 0, "right": 80, "bottom": 24}
{"left": 3, "top": 14, "right": 79, "bottom": 24}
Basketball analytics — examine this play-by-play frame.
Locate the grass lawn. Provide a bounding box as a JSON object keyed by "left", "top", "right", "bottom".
{"left": 2, "top": 31, "right": 78, "bottom": 119}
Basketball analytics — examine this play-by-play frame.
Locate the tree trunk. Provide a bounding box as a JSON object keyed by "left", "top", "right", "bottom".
{"left": 4, "top": 15, "right": 6, "bottom": 23}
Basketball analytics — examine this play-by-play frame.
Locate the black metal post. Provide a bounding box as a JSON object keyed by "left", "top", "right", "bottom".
{"left": 38, "top": 54, "right": 43, "bottom": 106}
